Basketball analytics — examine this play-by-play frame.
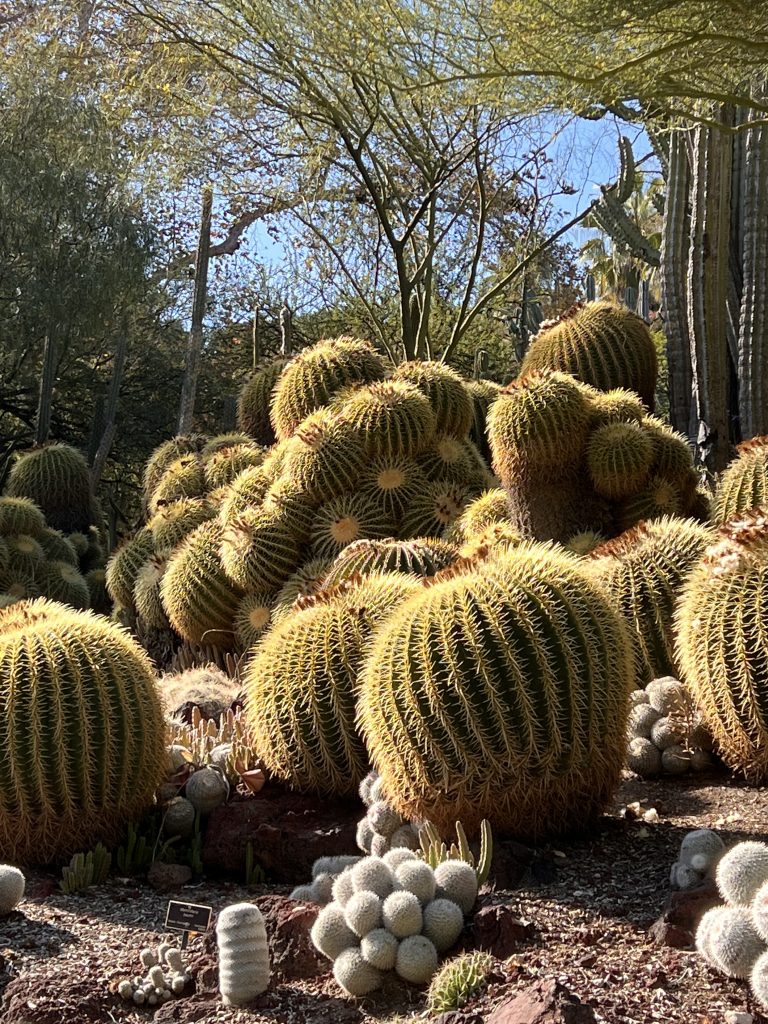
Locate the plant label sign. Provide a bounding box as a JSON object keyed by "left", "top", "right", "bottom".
{"left": 165, "top": 900, "right": 213, "bottom": 948}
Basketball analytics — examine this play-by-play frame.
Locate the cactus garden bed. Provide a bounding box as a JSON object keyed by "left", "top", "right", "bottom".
{"left": 2, "top": 771, "right": 768, "bottom": 1024}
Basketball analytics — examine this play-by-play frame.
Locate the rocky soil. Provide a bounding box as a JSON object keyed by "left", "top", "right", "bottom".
{"left": 2, "top": 769, "right": 768, "bottom": 1024}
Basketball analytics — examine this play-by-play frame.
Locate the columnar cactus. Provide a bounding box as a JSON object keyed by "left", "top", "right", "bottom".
{"left": 676, "top": 512, "right": 768, "bottom": 780}
{"left": 358, "top": 542, "right": 635, "bottom": 838}
{"left": 216, "top": 903, "right": 270, "bottom": 1006}
{"left": 520, "top": 301, "right": 658, "bottom": 409}
{"left": 0, "top": 600, "right": 166, "bottom": 863}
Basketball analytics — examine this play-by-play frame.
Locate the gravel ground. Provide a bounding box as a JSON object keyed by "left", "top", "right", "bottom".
{"left": 3, "top": 770, "right": 768, "bottom": 1024}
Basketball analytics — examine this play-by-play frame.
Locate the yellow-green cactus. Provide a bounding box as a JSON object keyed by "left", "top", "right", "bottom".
{"left": 589, "top": 388, "right": 645, "bottom": 426}
{"left": 244, "top": 573, "right": 422, "bottom": 795}
{"left": 272, "top": 558, "right": 331, "bottom": 621}
{"left": 0, "top": 497, "right": 46, "bottom": 538}
{"left": 445, "top": 489, "right": 510, "bottom": 544}
{"left": 676, "top": 512, "right": 768, "bottom": 781}
{"left": 271, "top": 337, "right": 388, "bottom": 441}
{"left": 234, "top": 592, "right": 276, "bottom": 650}
{"left": 358, "top": 542, "right": 635, "bottom": 838}
{"left": 712, "top": 436, "right": 768, "bottom": 524}
{"left": 521, "top": 301, "right": 658, "bottom": 409}
{"left": 416, "top": 436, "right": 489, "bottom": 487}
{"left": 0, "top": 599, "right": 166, "bottom": 863}
{"left": 589, "top": 516, "right": 713, "bottom": 681}
{"left": 203, "top": 443, "right": 265, "bottom": 492}
{"left": 219, "top": 466, "right": 271, "bottom": 526}
{"left": 358, "top": 458, "right": 430, "bottom": 524}
{"left": 585, "top": 421, "right": 654, "bottom": 500}
{"left": 281, "top": 409, "right": 367, "bottom": 505}
{"left": 337, "top": 380, "right": 436, "bottom": 460}
{"left": 134, "top": 556, "right": 170, "bottom": 631}
{"left": 149, "top": 497, "right": 217, "bottom": 554}
{"left": 5, "top": 443, "right": 98, "bottom": 533}
{"left": 219, "top": 507, "right": 301, "bottom": 592}
{"left": 36, "top": 561, "right": 90, "bottom": 610}
{"left": 399, "top": 481, "right": 472, "bottom": 539}
{"left": 149, "top": 455, "right": 206, "bottom": 514}
{"left": 322, "top": 537, "right": 458, "bottom": 588}
{"left": 237, "top": 358, "right": 290, "bottom": 445}
{"left": 142, "top": 434, "right": 207, "bottom": 507}
{"left": 309, "top": 494, "right": 395, "bottom": 561}
{"left": 391, "top": 361, "right": 474, "bottom": 438}
{"left": 105, "top": 527, "right": 155, "bottom": 609}
{"left": 161, "top": 520, "right": 243, "bottom": 648}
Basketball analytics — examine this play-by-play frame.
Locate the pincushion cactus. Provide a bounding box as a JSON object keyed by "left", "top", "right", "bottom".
{"left": 395, "top": 860, "right": 436, "bottom": 905}
{"left": 333, "top": 946, "right": 384, "bottom": 996}
{"left": 705, "top": 906, "right": 764, "bottom": 978}
{"left": 0, "top": 865, "right": 25, "bottom": 914}
{"left": 351, "top": 858, "right": 395, "bottom": 899}
{"left": 422, "top": 898, "right": 466, "bottom": 953}
{"left": 311, "top": 904, "right": 359, "bottom": 960}
{"left": 751, "top": 881, "right": 768, "bottom": 941}
{"left": 627, "top": 737, "right": 662, "bottom": 776}
{"left": 717, "top": 841, "right": 768, "bottom": 905}
{"left": 361, "top": 928, "right": 399, "bottom": 970}
{"left": 395, "top": 934, "right": 439, "bottom": 983}
{"left": 216, "top": 903, "right": 270, "bottom": 1006}
{"left": 344, "top": 891, "right": 383, "bottom": 937}
{"left": 382, "top": 891, "right": 423, "bottom": 938}
{"left": 751, "top": 949, "right": 768, "bottom": 1010}
{"left": 434, "top": 861, "right": 479, "bottom": 915}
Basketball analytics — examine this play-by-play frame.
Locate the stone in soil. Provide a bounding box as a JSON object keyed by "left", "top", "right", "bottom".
{"left": 472, "top": 902, "right": 537, "bottom": 958}
{"left": 487, "top": 978, "right": 597, "bottom": 1023}
{"left": 147, "top": 861, "right": 193, "bottom": 892}
{"left": 647, "top": 876, "right": 720, "bottom": 948}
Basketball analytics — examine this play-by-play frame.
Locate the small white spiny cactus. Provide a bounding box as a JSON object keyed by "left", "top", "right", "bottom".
{"left": 216, "top": 902, "right": 270, "bottom": 1006}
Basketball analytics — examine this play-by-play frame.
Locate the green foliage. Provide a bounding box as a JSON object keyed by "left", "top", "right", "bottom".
{"left": 60, "top": 844, "right": 111, "bottom": 894}
{"left": 245, "top": 842, "right": 266, "bottom": 885}
{"left": 116, "top": 822, "right": 155, "bottom": 876}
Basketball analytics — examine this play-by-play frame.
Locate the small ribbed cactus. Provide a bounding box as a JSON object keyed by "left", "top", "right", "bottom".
{"left": 244, "top": 574, "right": 421, "bottom": 795}
{"left": 445, "top": 489, "right": 510, "bottom": 544}
{"left": 216, "top": 903, "right": 270, "bottom": 1006}
{"left": 337, "top": 380, "right": 436, "bottom": 459}
{"left": 676, "top": 512, "right": 768, "bottom": 780}
{"left": 520, "top": 301, "right": 658, "bottom": 408}
{"left": 0, "top": 865, "right": 25, "bottom": 914}
{"left": 149, "top": 455, "right": 206, "bottom": 513}
{"left": 712, "top": 435, "right": 768, "bottom": 525}
{"left": 0, "top": 600, "right": 166, "bottom": 863}
{"left": 134, "top": 556, "right": 169, "bottom": 630}
{"left": 161, "top": 521, "right": 243, "bottom": 648}
{"left": 204, "top": 444, "right": 265, "bottom": 492}
{"left": 589, "top": 388, "right": 645, "bottom": 426}
{"left": 149, "top": 498, "right": 216, "bottom": 554}
{"left": 399, "top": 481, "right": 472, "bottom": 538}
{"left": 237, "top": 358, "right": 290, "bottom": 446}
{"left": 234, "top": 592, "right": 275, "bottom": 650}
{"left": 426, "top": 951, "right": 494, "bottom": 1013}
{"left": 271, "top": 337, "right": 387, "bottom": 440}
{"left": 5, "top": 443, "right": 98, "bottom": 533}
{"left": 142, "top": 435, "right": 207, "bottom": 508}
{"left": 585, "top": 421, "right": 654, "bottom": 499}
{"left": 218, "top": 466, "right": 271, "bottom": 525}
{"left": 391, "top": 361, "right": 474, "bottom": 438}
{"left": 0, "top": 497, "right": 46, "bottom": 538}
{"left": 589, "top": 518, "right": 712, "bottom": 681}
{"left": 358, "top": 542, "right": 635, "bottom": 838}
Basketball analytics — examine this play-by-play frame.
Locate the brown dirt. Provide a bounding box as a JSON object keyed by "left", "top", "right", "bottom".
{"left": 3, "top": 770, "right": 768, "bottom": 1024}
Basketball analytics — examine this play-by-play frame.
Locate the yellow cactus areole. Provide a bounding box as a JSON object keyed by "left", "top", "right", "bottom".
{"left": 676, "top": 511, "right": 768, "bottom": 782}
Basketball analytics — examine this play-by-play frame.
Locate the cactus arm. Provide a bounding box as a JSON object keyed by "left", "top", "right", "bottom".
{"left": 476, "top": 820, "right": 493, "bottom": 886}
{"left": 616, "top": 136, "right": 636, "bottom": 204}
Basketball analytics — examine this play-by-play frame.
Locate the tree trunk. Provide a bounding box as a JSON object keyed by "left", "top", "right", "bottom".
{"left": 686, "top": 114, "right": 733, "bottom": 472}
{"left": 35, "top": 328, "right": 57, "bottom": 445}
{"left": 660, "top": 129, "right": 693, "bottom": 436}
{"left": 178, "top": 185, "right": 213, "bottom": 435}
{"left": 92, "top": 318, "right": 129, "bottom": 487}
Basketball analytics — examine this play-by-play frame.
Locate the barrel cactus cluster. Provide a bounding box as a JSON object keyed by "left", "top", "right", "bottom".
{"left": 625, "top": 677, "right": 715, "bottom": 778}
{"left": 106, "top": 336, "right": 497, "bottom": 655}
{"left": 0, "top": 444, "right": 108, "bottom": 612}
{"left": 696, "top": 839, "right": 768, "bottom": 1010}
{"left": 309, "top": 847, "right": 478, "bottom": 995}
{"left": 487, "top": 369, "right": 702, "bottom": 544}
